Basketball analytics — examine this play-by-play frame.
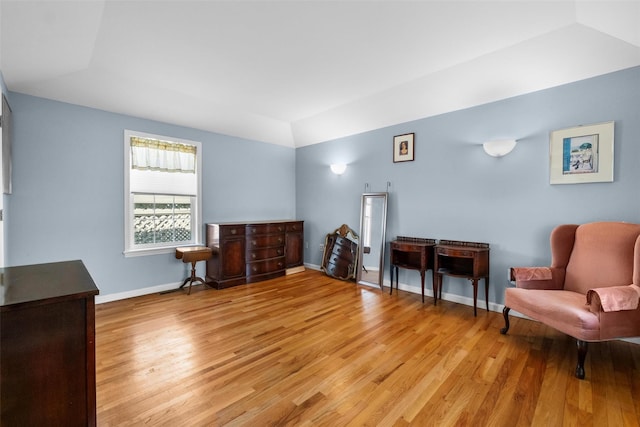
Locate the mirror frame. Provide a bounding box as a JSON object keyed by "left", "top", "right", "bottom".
{"left": 356, "top": 192, "right": 388, "bottom": 290}
{"left": 320, "top": 224, "right": 360, "bottom": 280}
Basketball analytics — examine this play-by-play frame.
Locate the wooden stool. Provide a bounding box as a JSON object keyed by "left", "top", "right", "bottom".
{"left": 175, "top": 246, "right": 213, "bottom": 294}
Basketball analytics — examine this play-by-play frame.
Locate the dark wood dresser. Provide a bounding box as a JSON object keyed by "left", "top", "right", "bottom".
{"left": 206, "top": 220, "right": 304, "bottom": 289}
{"left": 0, "top": 260, "right": 99, "bottom": 426}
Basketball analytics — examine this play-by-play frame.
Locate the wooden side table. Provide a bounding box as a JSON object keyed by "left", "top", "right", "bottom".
{"left": 390, "top": 237, "right": 436, "bottom": 304}
{"left": 434, "top": 240, "right": 490, "bottom": 316}
{"left": 176, "top": 246, "right": 213, "bottom": 294}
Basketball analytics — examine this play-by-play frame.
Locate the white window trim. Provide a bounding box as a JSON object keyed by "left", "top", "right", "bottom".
{"left": 123, "top": 130, "right": 202, "bottom": 257}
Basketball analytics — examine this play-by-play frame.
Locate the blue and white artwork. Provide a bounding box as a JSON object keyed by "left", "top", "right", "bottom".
{"left": 562, "top": 134, "right": 598, "bottom": 175}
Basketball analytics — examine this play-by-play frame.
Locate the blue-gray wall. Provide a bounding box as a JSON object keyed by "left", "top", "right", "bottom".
{"left": 6, "top": 93, "right": 295, "bottom": 296}
{"left": 4, "top": 66, "right": 639, "bottom": 306}
{"left": 296, "top": 66, "right": 640, "bottom": 306}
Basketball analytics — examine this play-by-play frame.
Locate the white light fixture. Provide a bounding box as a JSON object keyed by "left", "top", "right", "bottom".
{"left": 482, "top": 139, "right": 517, "bottom": 157}
{"left": 330, "top": 163, "right": 347, "bottom": 175}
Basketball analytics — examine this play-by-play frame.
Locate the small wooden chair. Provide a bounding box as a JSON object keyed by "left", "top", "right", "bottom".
{"left": 175, "top": 246, "right": 213, "bottom": 294}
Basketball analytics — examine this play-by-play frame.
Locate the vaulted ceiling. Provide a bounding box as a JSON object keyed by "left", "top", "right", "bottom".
{"left": 1, "top": 1, "right": 639, "bottom": 147}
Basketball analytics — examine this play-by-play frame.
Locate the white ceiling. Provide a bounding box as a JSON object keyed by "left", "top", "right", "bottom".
{"left": 1, "top": 1, "right": 639, "bottom": 148}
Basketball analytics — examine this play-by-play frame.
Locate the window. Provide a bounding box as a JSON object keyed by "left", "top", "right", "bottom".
{"left": 124, "top": 130, "right": 202, "bottom": 256}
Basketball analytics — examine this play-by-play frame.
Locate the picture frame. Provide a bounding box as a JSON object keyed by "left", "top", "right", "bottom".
{"left": 393, "top": 133, "right": 414, "bottom": 163}
{"left": 549, "top": 121, "right": 614, "bottom": 185}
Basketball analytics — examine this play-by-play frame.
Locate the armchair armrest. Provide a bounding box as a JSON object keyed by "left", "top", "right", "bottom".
{"left": 510, "top": 267, "right": 563, "bottom": 290}
{"left": 586, "top": 284, "right": 640, "bottom": 313}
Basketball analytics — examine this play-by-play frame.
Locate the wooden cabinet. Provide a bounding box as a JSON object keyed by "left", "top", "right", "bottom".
{"left": 207, "top": 220, "right": 304, "bottom": 289}
{"left": 207, "top": 223, "right": 246, "bottom": 288}
{"left": 285, "top": 221, "right": 304, "bottom": 269}
{"left": 0, "top": 260, "right": 99, "bottom": 426}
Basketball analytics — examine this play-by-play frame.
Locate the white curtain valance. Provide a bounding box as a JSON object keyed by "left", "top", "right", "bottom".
{"left": 130, "top": 136, "right": 196, "bottom": 173}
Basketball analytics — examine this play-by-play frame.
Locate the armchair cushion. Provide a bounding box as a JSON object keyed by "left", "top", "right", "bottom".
{"left": 504, "top": 288, "right": 600, "bottom": 341}
{"left": 586, "top": 284, "right": 640, "bottom": 312}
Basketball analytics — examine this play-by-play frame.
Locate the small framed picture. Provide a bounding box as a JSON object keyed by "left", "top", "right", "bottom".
{"left": 549, "top": 121, "right": 614, "bottom": 184}
{"left": 393, "top": 133, "right": 414, "bottom": 163}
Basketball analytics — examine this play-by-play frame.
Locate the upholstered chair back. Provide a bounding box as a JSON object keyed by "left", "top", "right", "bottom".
{"left": 563, "top": 222, "right": 640, "bottom": 295}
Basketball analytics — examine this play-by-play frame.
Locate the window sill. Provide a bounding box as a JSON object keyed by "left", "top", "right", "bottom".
{"left": 124, "top": 246, "right": 179, "bottom": 258}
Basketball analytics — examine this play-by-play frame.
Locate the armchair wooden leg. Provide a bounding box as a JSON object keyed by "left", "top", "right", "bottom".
{"left": 500, "top": 306, "right": 511, "bottom": 334}
{"left": 576, "top": 340, "right": 588, "bottom": 379}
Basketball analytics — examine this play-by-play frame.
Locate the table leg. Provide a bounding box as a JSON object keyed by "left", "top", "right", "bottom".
{"left": 188, "top": 261, "right": 198, "bottom": 294}
{"left": 177, "top": 261, "right": 209, "bottom": 295}
{"left": 485, "top": 277, "right": 489, "bottom": 312}
{"left": 390, "top": 265, "right": 394, "bottom": 295}
{"left": 472, "top": 279, "right": 478, "bottom": 316}
{"left": 179, "top": 277, "right": 190, "bottom": 288}
{"left": 420, "top": 270, "right": 425, "bottom": 303}
{"left": 431, "top": 269, "right": 437, "bottom": 305}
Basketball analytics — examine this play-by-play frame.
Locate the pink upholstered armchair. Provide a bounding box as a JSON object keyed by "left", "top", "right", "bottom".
{"left": 501, "top": 222, "right": 640, "bottom": 379}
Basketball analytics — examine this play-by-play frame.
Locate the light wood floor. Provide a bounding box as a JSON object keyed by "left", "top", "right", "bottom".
{"left": 95, "top": 270, "right": 640, "bottom": 426}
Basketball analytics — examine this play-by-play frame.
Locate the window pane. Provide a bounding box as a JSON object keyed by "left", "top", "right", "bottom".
{"left": 133, "top": 194, "right": 156, "bottom": 244}
{"left": 133, "top": 194, "right": 192, "bottom": 245}
{"left": 174, "top": 196, "right": 192, "bottom": 242}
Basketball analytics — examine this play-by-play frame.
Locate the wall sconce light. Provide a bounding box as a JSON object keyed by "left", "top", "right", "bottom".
{"left": 330, "top": 164, "right": 347, "bottom": 175}
{"left": 482, "top": 139, "right": 517, "bottom": 157}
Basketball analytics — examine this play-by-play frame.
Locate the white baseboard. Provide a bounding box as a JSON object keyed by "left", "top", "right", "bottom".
{"left": 95, "top": 281, "right": 190, "bottom": 304}
{"left": 98, "top": 264, "right": 321, "bottom": 304}
{"left": 388, "top": 279, "right": 503, "bottom": 313}
{"left": 305, "top": 263, "right": 321, "bottom": 271}
{"left": 307, "top": 263, "right": 503, "bottom": 314}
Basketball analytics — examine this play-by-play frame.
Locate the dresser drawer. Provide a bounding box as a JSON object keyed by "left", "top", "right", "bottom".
{"left": 247, "top": 247, "right": 284, "bottom": 261}
{"left": 247, "top": 234, "right": 285, "bottom": 249}
{"left": 327, "top": 253, "right": 355, "bottom": 269}
{"left": 220, "top": 225, "right": 246, "bottom": 237}
{"left": 437, "top": 247, "right": 474, "bottom": 258}
{"left": 334, "top": 236, "right": 357, "bottom": 251}
{"left": 331, "top": 239, "right": 357, "bottom": 261}
{"left": 247, "top": 223, "right": 286, "bottom": 235}
{"left": 247, "top": 257, "right": 286, "bottom": 275}
{"left": 325, "top": 256, "right": 356, "bottom": 279}
{"left": 286, "top": 222, "right": 303, "bottom": 232}
{"left": 392, "top": 242, "right": 423, "bottom": 252}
